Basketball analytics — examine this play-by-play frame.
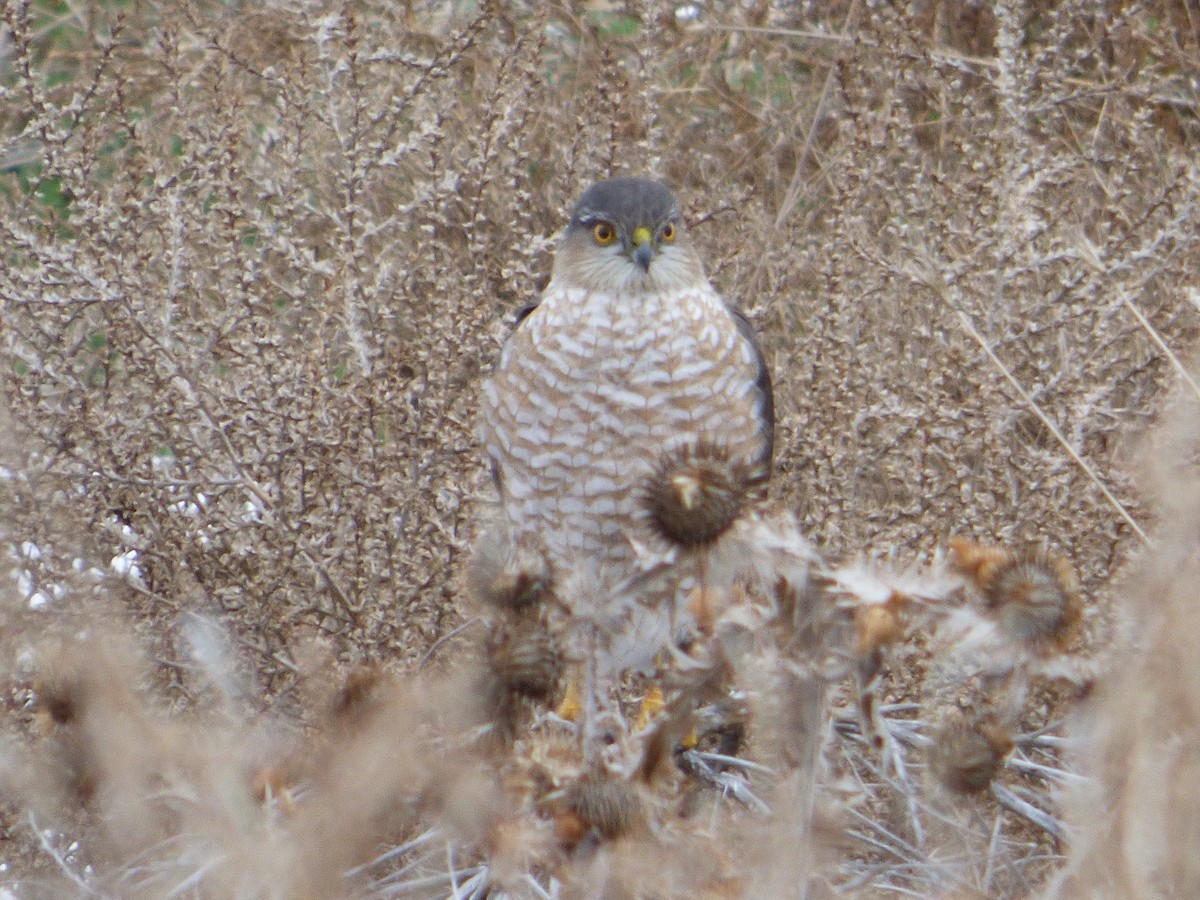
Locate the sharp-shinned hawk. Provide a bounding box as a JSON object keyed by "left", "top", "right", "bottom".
{"left": 481, "top": 177, "right": 774, "bottom": 676}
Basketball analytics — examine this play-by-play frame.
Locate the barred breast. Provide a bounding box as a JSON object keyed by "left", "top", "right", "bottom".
{"left": 482, "top": 283, "right": 768, "bottom": 579}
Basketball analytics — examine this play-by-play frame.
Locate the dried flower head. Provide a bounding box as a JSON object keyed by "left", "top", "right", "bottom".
{"left": 929, "top": 712, "right": 1014, "bottom": 795}
{"left": 36, "top": 669, "right": 84, "bottom": 729}
{"left": 33, "top": 640, "right": 168, "bottom": 808}
{"left": 328, "top": 663, "right": 392, "bottom": 729}
{"left": 643, "top": 443, "right": 761, "bottom": 547}
{"left": 251, "top": 765, "right": 299, "bottom": 814}
{"left": 466, "top": 531, "right": 554, "bottom": 612}
{"left": 854, "top": 591, "right": 907, "bottom": 660}
{"left": 948, "top": 537, "right": 1012, "bottom": 587}
{"left": 951, "top": 538, "right": 1083, "bottom": 649}
{"left": 562, "top": 771, "right": 642, "bottom": 841}
{"left": 487, "top": 618, "right": 563, "bottom": 703}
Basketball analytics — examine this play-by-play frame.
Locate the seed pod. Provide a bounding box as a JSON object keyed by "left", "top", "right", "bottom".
{"left": 930, "top": 713, "right": 1014, "bottom": 794}
{"left": 488, "top": 619, "right": 562, "bottom": 702}
{"left": 644, "top": 443, "right": 761, "bottom": 547}
{"left": 854, "top": 591, "right": 906, "bottom": 659}
{"left": 564, "top": 772, "right": 642, "bottom": 840}
{"left": 985, "top": 553, "right": 1082, "bottom": 647}
{"left": 951, "top": 538, "right": 1082, "bottom": 648}
{"left": 329, "top": 664, "right": 390, "bottom": 729}
{"left": 466, "top": 531, "right": 553, "bottom": 612}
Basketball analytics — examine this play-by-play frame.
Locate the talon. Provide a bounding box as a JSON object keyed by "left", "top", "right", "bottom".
{"left": 680, "top": 726, "right": 699, "bottom": 750}
{"left": 557, "top": 676, "right": 582, "bottom": 722}
{"left": 635, "top": 685, "right": 665, "bottom": 731}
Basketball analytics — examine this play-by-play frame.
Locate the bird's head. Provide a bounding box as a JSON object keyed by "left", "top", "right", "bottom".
{"left": 551, "top": 177, "right": 704, "bottom": 295}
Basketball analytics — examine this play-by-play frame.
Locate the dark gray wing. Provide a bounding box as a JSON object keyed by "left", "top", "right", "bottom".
{"left": 728, "top": 306, "right": 775, "bottom": 475}
{"left": 513, "top": 302, "right": 539, "bottom": 326}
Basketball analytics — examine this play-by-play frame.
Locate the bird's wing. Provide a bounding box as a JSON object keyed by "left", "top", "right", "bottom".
{"left": 513, "top": 302, "right": 539, "bottom": 326}
{"left": 728, "top": 305, "right": 775, "bottom": 475}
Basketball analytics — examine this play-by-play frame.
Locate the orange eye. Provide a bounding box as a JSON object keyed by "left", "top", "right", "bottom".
{"left": 661, "top": 222, "right": 676, "bottom": 242}
{"left": 593, "top": 222, "right": 617, "bottom": 246}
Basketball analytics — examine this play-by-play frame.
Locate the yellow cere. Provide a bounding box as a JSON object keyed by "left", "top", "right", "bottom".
{"left": 631, "top": 226, "right": 652, "bottom": 247}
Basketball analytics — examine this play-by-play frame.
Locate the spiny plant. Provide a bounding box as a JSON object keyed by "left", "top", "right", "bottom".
{"left": 2, "top": 0, "right": 1200, "bottom": 897}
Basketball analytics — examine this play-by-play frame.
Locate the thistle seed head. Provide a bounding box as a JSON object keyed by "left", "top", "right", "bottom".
{"left": 466, "top": 532, "right": 554, "bottom": 612}
{"left": 930, "top": 713, "right": 1014, "bottom": 794}
{"left": 563, "top": 771, "right": 642, "bottom": 840}
{"left": 853, "top": 591, "right": 907, "bottom": 660}
{"left": 986, "top": 554, "right": 1083, "bottom": 647}
{"left": 951, "top": 538, "right": 1082, "bottom": 648}
{"left": 328, "top": 664, "right": 390, "bottom": 729}
{"left": 487, "top": 619, "right": 563, "bottom": 703}
{"left": 644, "top": 443, "right": 761, "bottom": 547}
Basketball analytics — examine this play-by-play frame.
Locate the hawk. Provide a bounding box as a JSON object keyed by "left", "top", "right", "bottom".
{"left": 481, "top": 177, "right": 774, "bottom": 676}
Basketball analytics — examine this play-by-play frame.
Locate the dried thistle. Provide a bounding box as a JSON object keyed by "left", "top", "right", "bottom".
{"left": 2, "top": 0, "right": 1197, "bottom": 894}
{"left": 929, "top": 712, "right": 1015, "bottom": 795}
{"left": 328, "top": 663, "right": 392, "bottom": 730}
{"left": 951, "top": 538, "right": 1083, "bottom": 649}
{"left": 643, "top": 443, "right": 761, "bottom": 548}
{"left": 561, "top": 771, "right": 642, "bottom": 842}
{"left": 34, "top": 639, "right": 163, "bottom": 806}
{"left": 487, "top": 618, "right": 563, "bottom": 703}
{"left": 853, "top": 590, "right": 907, "bottom": 660}
{"left": 466, "top": 530, "right": 554, "bottom": 613}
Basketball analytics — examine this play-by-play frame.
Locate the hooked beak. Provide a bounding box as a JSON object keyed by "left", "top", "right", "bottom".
{"left": 631, "top": 226, "right": 655, "bottom": 272}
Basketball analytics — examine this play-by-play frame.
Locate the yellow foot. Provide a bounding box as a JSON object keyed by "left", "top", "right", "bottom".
{"left": 680, "top": 724, "right": 699, "bottom": 749}
{"left": 556, "top": 675, "right": 582, "bottom": 722}
{"left": 634, "top": 685, "right": 665, "bottom": 732}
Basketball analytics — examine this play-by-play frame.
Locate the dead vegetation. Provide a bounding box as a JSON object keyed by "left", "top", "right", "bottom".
{"left": 2, "top": 0, "right": 1200, "bottom": 896}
